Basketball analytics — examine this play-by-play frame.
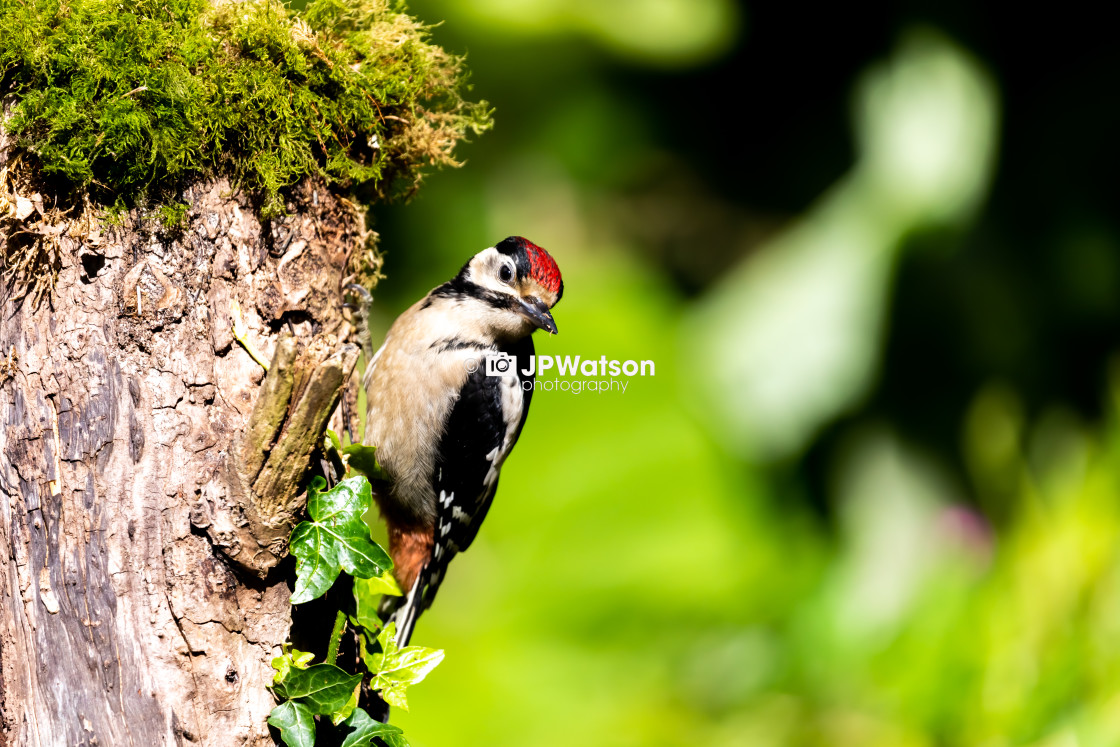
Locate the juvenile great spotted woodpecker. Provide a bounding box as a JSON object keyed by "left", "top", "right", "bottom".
{"left": 355, "top": 236, "right": 563, "bottom": 648}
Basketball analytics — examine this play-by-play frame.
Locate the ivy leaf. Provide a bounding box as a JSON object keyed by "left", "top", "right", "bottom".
{"left": 289, "top": 476, "right": 393, "bottom": 604}
{"left": 271, "top": 644, "right": 316, "bottom": 685}
{"left": 363, "top": 622, "right": 445, "bottom": 711}
{"left": 331, "top": 682, "right": 361, "bottom": 726}
{"left": 273, "top": 664, "right": 364, "bottom": 715}
{"left": 268, "top": 701, "right": 316, "bottom": 747}
{"left": 342, "top": 443, "right": 387, "bottom": 481}
{"left": 361, "top": 570, "right": 403, "bottom": 598}
{"left": 351, "top": 571, "right": 402, "bottom": 632}
{"left": 340, "top": 707, "right": 410, "bottom": 747}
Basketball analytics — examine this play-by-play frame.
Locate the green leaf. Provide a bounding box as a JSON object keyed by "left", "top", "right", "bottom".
{"left": 273, "top": 664, "right": 364, "bottom": 716}
{"left": 271, "top": 644, "right": 316, "bottom": 685}
{"left": 289, "top": 476, "right": 393, "bottom": 604}
{"left": 326, "top": 428, "right": 344, "bottom": 454}
{"left": 339, "top": 707, "right": 410, "bottom": 747}
{"left": 342, "top": 443, "right": 387, "bottom": 481}
{"left": 268, "top": 701, "right": 316, "bottom": 747}
{"left": 352, "top": 571, "right": 402, "bottom": 632}
{"left": 364, "top": 570, "right": 404, "bottom": 597}
{"left": 331, "top": 682, "right": 361, "bottom": 726}
{"left": 364, "top": 622, "right": 445, "bottom": 711}
{"left": 358, "top": 631, "right": 379, "bottom": 673}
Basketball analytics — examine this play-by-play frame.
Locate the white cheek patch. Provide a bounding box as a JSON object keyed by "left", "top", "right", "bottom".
{"left": 467, "top": 247, "right": 515, "bottom": 295}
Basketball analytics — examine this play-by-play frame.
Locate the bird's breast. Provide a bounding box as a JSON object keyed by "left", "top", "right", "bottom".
{"left": 362, "top": 328, "right": 492, "bottom": 527}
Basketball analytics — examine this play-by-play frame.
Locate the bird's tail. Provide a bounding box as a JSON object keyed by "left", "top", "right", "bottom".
{"left": 377, "top": 567, "right": 428, "bottom": 649}
{"left": 368, "top": 576, "right": 424, "bottom": 724}
{"left": 370, "top": 563, "right": 442, "bottom": 722}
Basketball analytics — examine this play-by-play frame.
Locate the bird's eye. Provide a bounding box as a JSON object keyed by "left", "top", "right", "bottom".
{"left": 499, "top": 264, "right": 514, "bottom": 284}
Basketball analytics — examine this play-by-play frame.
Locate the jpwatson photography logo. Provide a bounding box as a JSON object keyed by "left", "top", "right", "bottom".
{"left": 464, "top": 353, "right": 655, "bottom": 393}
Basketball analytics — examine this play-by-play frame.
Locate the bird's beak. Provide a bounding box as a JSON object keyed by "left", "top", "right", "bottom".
{"left": 519, "top": 296, "right": 558, "bottom": 335}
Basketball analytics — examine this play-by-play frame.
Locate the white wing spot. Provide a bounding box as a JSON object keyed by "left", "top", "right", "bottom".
{"left": 439, "top": 490, "right": 455, "bottom": 507}
{"left": 440, "top": 522, "right": 451, "bottom": 537}
{"left": 452, "top": 506, "right": 470, "bottom": 523}
{"left": 433, "top": 544, "right": 443, "bottom": 560}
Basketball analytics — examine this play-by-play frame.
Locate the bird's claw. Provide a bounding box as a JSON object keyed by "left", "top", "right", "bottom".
{"left": 343, "top": 283, "right": 373, "bottom": 308}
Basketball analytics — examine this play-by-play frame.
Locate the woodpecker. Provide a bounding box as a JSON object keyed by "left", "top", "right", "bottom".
{"left": 356, "top": 236, "right": 563, "bottom": 648}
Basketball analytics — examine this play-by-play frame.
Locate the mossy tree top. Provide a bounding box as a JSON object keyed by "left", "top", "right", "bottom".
{"left": 0, "top": 0, "right": 492, "bottom": 215}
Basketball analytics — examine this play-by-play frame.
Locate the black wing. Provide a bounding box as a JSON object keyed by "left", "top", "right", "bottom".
{"left": 391, "top": 335, "right": 535, "bottom": 645}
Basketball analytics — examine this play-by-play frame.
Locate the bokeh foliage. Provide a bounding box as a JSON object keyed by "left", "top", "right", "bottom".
{"left": 0, "top": 0, "right": 491, "bottom": 214}
{"left": 358, "top": 2, "right": 1120, "bottom": 745}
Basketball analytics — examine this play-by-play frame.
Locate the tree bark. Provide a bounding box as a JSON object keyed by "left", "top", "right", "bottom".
{"left": 0, "top": 136, "right": 367, "bottom": 743}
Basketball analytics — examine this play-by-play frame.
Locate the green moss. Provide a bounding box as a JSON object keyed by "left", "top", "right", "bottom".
{"left": 0, "top": 0, "right": 492, "bottom": 216}
{"left": 157, "top": 201, "right": 191, "bottom": 230}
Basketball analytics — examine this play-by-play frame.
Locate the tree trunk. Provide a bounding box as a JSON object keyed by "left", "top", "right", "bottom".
{"left": 0, "top": 137, "right": 367, "bottom": 743}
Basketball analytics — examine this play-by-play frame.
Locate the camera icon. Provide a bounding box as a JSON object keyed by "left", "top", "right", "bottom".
{"left": 485, "top": 352, "right": 515, "bottom": 377}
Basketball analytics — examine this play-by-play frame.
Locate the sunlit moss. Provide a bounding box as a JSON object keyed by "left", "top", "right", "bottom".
{"left": 0, "top": 0, "right": 492, "bottom": 215}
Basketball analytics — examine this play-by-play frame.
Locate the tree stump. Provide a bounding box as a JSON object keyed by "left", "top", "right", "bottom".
{"left": 0, "top": 154, "right": 368, "bottom": 744}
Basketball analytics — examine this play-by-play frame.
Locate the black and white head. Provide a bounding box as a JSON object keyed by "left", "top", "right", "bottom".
{"left": 441, "top": 236, "right": 564, "bottom": 340}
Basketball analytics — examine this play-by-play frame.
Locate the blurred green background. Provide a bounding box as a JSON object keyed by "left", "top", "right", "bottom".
{"left": 361, "top": 3, "right": 1120, "bottom": 745}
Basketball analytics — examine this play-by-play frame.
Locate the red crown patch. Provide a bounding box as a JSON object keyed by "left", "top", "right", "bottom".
{"left": 522, "top": 240, "right": 563, "bottom": 296}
